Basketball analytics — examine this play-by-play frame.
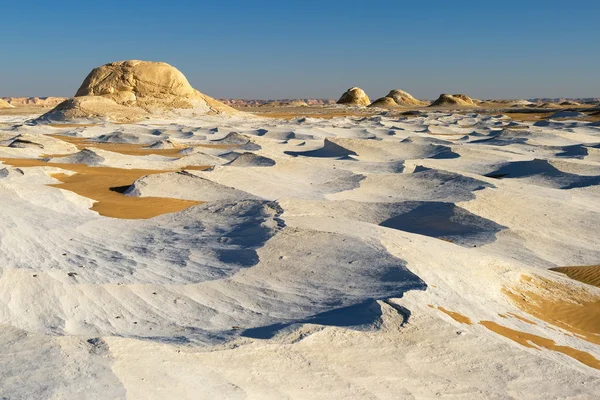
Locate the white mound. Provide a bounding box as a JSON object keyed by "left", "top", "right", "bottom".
{"left": 125, "top": 171, "right": 260, "bottom": 201}
{"left": 38, "top": 60, "right": 237, "bottom": 123}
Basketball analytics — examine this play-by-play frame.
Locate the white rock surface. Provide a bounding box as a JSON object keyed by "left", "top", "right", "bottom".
{"left": 0, "top": 110, "right": 599, "bottom": 399}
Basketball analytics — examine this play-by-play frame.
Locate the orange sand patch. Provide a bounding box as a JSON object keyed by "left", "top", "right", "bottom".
{"left": 506, "top": 312, "right": 536, "bottom": 325}
{"left": 480, "top": 321, "right": 600, "bottom": 370}
{"left": 435, "top": 306, "right": 472, "bottom": 325}
{"left": 551, "top": 265, "right": 600, "bottom": 288}
{"left": 504, "top": 275, "right": 600, "bottom": 345}
{"left": 0, "top": 158, "right": 206, "bottom": 219}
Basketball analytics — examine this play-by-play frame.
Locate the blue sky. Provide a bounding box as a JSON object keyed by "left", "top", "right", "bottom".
{"left": 1, "top": 0, "right": 599, "bottom": 99}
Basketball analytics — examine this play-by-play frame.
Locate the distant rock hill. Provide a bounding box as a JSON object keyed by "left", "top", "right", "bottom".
{"left": 2, "top": 97, "right": 66, "bottom": 107}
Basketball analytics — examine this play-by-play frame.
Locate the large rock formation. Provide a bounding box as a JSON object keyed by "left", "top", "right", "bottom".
{"left": 0, "top": 98, "right": 15, "bottom": 109}
{"left": 39, "top": 60, "right": 236, "bottom": 123}
{"left": 337, "top": 87, "right": 371, "bottom": 106}
{"left": 429, "top": 94, "right": 477, "bottom": 108}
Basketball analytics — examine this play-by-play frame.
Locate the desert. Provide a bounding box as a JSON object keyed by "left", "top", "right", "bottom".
{"left": 2, "top": 2, "right": 600, "bottom": 398}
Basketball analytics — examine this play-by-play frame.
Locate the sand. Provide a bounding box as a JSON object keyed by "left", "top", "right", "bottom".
{"left": 504, "top": 275, "right": 600, "bottom": 345}
{"left": 480, "top": 321, "right": 600, "bottom": 370}
{"left": 551, "top": 265, "right": 600, "bottom": 287}
{"left": 0, "top": 157, "right": 205, "bottom": 218}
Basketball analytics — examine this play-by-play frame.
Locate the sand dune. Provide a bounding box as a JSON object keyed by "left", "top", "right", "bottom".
{"left": 551, "top": 265, "right": 600, "bottom": 288}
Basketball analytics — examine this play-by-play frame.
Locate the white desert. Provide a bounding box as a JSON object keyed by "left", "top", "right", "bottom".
{"left": 1, "top": 60, "right": 600, "bottom": 399}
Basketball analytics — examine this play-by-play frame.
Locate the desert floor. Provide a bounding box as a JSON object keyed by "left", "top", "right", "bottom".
{"left": 1, "top": 106, "right": 600, "bottom": 399}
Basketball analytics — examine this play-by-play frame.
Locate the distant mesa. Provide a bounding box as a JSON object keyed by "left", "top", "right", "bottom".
{"left": 369, "top": 89, "right": 428, "bottom": 108}
{"left": 429, "top": 93, "right": 478, "bottom": 108}
{"left": 38, "top": 60, "right": 237, "bottom": 123}
{"left": 285, "top": 99, "right": 309, "bottom": 107}
{"left": 2, "top": 97, "right": 66, "bottom": 108}
{"left": 0, "top": 98, "right": 15, "bottom": 109}
{"left": 337, "top": 87, "right": 371, "bottom": 106}
{"left": 261, "top": 99, "right": 308, "bottom": 107}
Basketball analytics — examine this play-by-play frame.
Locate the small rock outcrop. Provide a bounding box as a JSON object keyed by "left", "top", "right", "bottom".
{"left": 429, "top": 94, "right": 477, "bottom": 107}
{"left": 337, "top": 87, "right": 371, "bottom": 106}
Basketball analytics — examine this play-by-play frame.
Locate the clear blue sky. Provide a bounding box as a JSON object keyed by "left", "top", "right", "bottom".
{"left": 1, "top": 0, "right": 599, "bottom": 100}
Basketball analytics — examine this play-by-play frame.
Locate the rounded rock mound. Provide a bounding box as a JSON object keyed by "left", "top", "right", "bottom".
{"left": 337, "top": 87, "right": 371, "bottom": 106}
{"left": 368, "top": 96, "right": 399, "bottom": 109}
{"left": 429, "top": 93, "right": 477, "bottom": 108}
{"left": 387, "top": 89, "right": 428, "bottom": 106}
{"left": 38, "top": 60, "right": 237, "bottom": 123}
{"left": 369, "top": 89, "right": 427, "bottom": 108}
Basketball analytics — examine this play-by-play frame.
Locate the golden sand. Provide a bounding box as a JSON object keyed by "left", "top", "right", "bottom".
{"left": 506, "top": 312, "right": 536, "bottom": 325}
{"left": 551, "top": 265, "right": 600, "bottom": 288}
{"left": 433, "top": 306, "right": 472, "bottom": 325}
{"left": 0, "top": 158, "right": 205, "bottom": 219}
{"left": 438, "top": 307, "right": 473, "bottom": 325}
{"left": 480, "top": 321, "right": 600, "bottom": 370}
{"left": 504, "top": 275, "right": 600, "bottom": 345}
